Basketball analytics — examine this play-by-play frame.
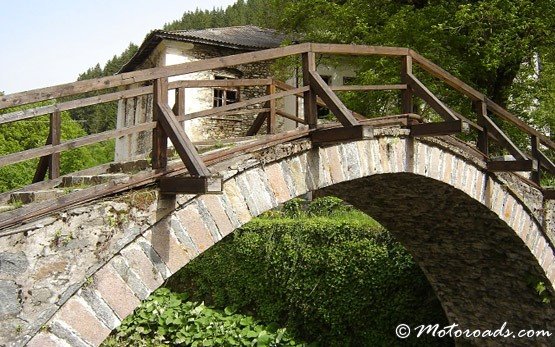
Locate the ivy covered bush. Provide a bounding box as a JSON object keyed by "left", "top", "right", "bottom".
{"left": 166, "top": 197, "right": 450, "bottom": 346}
{"left": 102, "top": 288, "right": 302, "bottom": 347}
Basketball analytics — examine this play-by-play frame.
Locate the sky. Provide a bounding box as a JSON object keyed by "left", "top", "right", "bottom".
{"left": 0, "top": 0, "right": 237, "bottom": 94}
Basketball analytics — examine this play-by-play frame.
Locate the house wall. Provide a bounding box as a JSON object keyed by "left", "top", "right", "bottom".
{"left": 115, "top": 41, "right": 357, "bottom": 163}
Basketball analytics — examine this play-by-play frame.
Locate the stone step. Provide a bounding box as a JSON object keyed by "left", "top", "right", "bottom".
{"left": 60, "top": 173, "right": 130, "bottom": 188}
{"left": 108, "top": 159, "right": 149, "bottom": 174}
{"left": 10, "top": 189, "right": 65, "bottom": 205}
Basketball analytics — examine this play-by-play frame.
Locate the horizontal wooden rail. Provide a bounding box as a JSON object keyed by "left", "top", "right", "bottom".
{"left": 0, "top": 79, "right": 273, "bottom": 125}
{"left": 331, "top": 84, "right": 407, "bottom": 91}
{"left": 182, "top": 86, "right": 308, "bottom": 121}
{"left": 0, "top": 44, "right": 312, "bottom": 109}
{"left": 312, "top": 43, "right": 409, "bottom": 56}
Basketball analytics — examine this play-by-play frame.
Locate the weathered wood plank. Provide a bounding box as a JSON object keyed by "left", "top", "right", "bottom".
{"left": 409, "top": 49, "right": 485, "bottom": 101}
{"left": 0, "top": 43, "right": 311, "bottom": 109}
{"left": 49, "top": 111, "right": 61, "bottom": 179}
{"left": 481, "top": 114, "right": 527, "bottom": 160}
{"left": 308, "top": 70, "right": 359, "bottom": 127}
{"left": 157, "top": 102, "right": 210, "bottom": 177}
{"left": 331, "top": 84, "right": 407, "bottom": 91}
{"left": 407, "top": 73, "right": 458, "bottom": 121}
{"left": 401, "top": 55, "right": 413, "bottom": 114}
{"left": 182, "top": 87, "right": 308, "bottom": 121}
{"left": 486, "top": 98, "right": 555, "bottom": 151}
{"left": 0, "top": 122, "right": 156, "bottom": 168}
{"left": 267, "top": 84, "right": 276, "bottom": 134}
{"left": 312, "top": 43, "right": 409, "bottom": 56}
{"left": 537, "top": 150, "right": 555, "bottom": 175}
{"left": 487, "top": 160, "right": 537, "bottom": 172}
{"left": 32, "top": 133, "right": 52, "bottom": 183}
{"left": 410, "top": 120, "right": 462, "bottom": 137}
{"left": 311, "top": 125, "right": 373, "bottom": 145}
{"left": 473, "top": 100, "right": 489, "bottom": 156}
{"left": 152, "top": 78, "right": 169, "bottom": 169}
{"left": 170, "top": 78, "right": 272, "bottom": 88}
{"left": 246, "top": 112, "right": 269, "bottom": 136}
{"left": 159, "top": 176, "right": 222, "bottom": 194}
{"left": 302, "top": 52, "right": 318, "bottom": 129}
{"left": 276, "top": 109, "right": 306, "bottom": 124}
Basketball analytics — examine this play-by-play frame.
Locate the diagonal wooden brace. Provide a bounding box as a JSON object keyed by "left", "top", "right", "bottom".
{"left": 156, "top": 102, "right": 211, "bottom": 177}
{"left": 308, "top": 70, "right": 359, "bottom": 127}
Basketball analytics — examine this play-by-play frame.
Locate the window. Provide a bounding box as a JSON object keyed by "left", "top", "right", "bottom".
{"left": 213, "top": 76, "right": 239, "bottom": 107}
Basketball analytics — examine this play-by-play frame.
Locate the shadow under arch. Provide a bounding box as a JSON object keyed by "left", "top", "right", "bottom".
{"left": 319, "top": 172, "right": 555, "bottom": 335}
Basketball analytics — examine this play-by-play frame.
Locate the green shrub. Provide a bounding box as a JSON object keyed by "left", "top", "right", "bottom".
{"left": 102, "top": 288, "right": 302, "bottom": 347}
{"left": 166, "top": 198, "right": 450, "bottom": 346}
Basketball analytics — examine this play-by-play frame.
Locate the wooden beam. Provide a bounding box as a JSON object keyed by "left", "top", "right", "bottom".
{"left": 308, "top": 70, "right": 359, "bottom": 127}
{"left": 159, "top": 176, "right": 223, "bottom": 194}
{"left": 49, "top": 110, "right": 61, "bottom": 179}
{"left": 537, "top": 150, "right": 555, "bottom": 175}
{"left": 182, "top": 87, "right": 307, "bottom": 121}
{"left": 311, "top": 125, "right": 373, "bottom": 145}
{"left": 170, "top": 78, "right": 272, "bottom": 89}
{"left": 330, "top": 84, "right": 407, "bottom": 91}
{"left": 267, "top": 84, "right": 276, "bottom": 134}
{"left": 480, "top": 114, "right": 527, "bottom": 160}
{"left": 152, "top": 78, "right": 169, "bottom": 169}
{"left": 246, "top": 112, "right": 269, "bottom": 136}
{"left": 401, "top": 55, "right": 413, "bottom": 114}
{"left": 487, "top": 160, "right": 537, "bottom": 172}
{"left": 543, "top": 189, "right": 555, "bottom": 200}
{"left": 0, "top": 79, "right": 274, "bottom": 125}
{"left": 409, "top": 49, "right": 485, "bottom": 101}
{"left": 0, "top": 43, "right": 311, "bottom": 109}
{"left": 410, "top": 120, "right": 462, "bottom": 137}
{"left": 32, "top": 133, "right": 52, "bottom": 183}
{"left": 473, "top": 100, "right": 489, "bottom": 156}
{"left": 407, "top": 73, "right": 458, "bottom": 121}
{"left": 531, "top": 135, "right": 541, "bottom": 184}
{"left": 157, "top": 102, "right": 210, "bottom": 177}
{"left": 311, "top": 43, "right": 409, "bottom": 56}
{"left": 485, "top": 98, "right": 555, "bottom": 151}
{"left": 276, "top": 109, "right": 306, "bottom": 124}
{"left": 302, "top": 52, "right": 318, "bottom": 129}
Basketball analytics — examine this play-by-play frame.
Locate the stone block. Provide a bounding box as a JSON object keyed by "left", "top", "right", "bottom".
{"left": 0, "top": 251, "right": 28, "bottom": 276}
{"left": 0, "top": 280, "right": 21, "bottom": 316}
{"left": 93, "top": 265, "right": 140, "bottom": 320}
{"left": 144, "top": 225, "right": 193, "bottom": 274}
{"left": 55, "top": 296, "right": 110, "bottom": 346}
{"left": 198, "top": 195, "right": 235, "bottom": 237}
{"left": 176, "top": 204, "right": 215, "bottom": 252}
{"left": 27, "top": 333, "right": 70, "bottom": 347}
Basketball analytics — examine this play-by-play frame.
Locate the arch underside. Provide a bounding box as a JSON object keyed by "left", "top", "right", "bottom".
{"left": 321, "top": 173, "right": 555, "bottom": 335}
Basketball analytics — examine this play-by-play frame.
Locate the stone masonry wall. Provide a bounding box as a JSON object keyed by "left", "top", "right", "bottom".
{"left": 1, "top": 132, "right": 553, "bottom": 346}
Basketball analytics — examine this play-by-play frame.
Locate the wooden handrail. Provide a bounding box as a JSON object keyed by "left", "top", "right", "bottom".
{"left": 0, "top": 42, "right": 552, "bottom": 194}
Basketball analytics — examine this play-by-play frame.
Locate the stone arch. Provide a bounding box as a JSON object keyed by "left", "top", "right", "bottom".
{"left": 20, "top": 134, "right": 555, "bottom": 346}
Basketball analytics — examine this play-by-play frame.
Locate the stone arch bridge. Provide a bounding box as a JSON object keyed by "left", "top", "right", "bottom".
{"left": 0, "top": 43, "right": 554, "bottom": 346}
{"left": 0, "top": 129, "right": 553, "bottom": 346}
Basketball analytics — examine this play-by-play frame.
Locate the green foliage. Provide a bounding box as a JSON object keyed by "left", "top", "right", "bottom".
{"left": 0, "top": 105, "right": 114, "bottom": 192}
{"left": 102, "top": 288, "right": 302, "bottom": 347}
{"left": 167, "top": 198, "right": 449, "bottom": 346}
{"left": 69, "top": 43, "right": 139, "bottom": 134}
{"left": 163, "top": 0, "right": 280, "bottom": 31}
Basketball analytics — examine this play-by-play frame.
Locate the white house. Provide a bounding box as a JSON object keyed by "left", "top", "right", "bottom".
{"left": 115, "top": 26, "right": 356, "bottom": 161}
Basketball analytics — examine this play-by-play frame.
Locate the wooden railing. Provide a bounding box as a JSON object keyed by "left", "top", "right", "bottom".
{"left": 0, "top": 43, "right": 553, "bottom": 196}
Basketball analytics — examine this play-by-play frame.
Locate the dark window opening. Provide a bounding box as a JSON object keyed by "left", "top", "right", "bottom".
{"left": 213, "top": 76, "right": 239, "bottom": 107}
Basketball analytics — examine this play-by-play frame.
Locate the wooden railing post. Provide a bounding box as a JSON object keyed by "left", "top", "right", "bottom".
{"left": 401, "top": 55, "right": 413, "bottom": 114}
{"left": 473, "top": 100, "right": 489, "bottom": 157}
{"left": 152, "top": 78, "right": 169, "bottom": 169}
{"left": 267, "top": 83, "right": 276, "bottom": 134}
{"left": 173, "top": 87, "right": 185, "bottom": 128}
{"left": 531, "top": 135, "right": 541, "bottom": 184}
{"left": 302, "top": 51, "right": 318, "bottom": 129}
{"left": 49, "top": 110, "right": 61, "bottom": 179}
